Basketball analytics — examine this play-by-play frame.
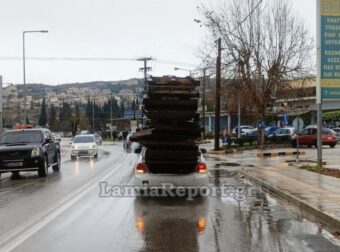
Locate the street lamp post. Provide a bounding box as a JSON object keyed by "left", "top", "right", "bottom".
{"left": 23, "top": 30, "right": 48, "bottom": 124}
{"left": 92, "top": 98, "right": 95, "bottom": 133}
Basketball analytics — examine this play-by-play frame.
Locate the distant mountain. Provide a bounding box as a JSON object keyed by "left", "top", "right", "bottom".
{"left": 14, "top": 78, "right": 145, "bottom": 95}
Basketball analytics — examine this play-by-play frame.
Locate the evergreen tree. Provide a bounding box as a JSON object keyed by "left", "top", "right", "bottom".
{"left": 49, "top": 104, "right": 57, "bottom": 131}
{"left": 38, "top": 98, "right": 48, "bottom": 127}
{"left": 59, "top": 102, "right": 72, "bottom": 132}
{"left": 71, "top": 104, "right": 80, "bottom": 136}
{"left": 120, "top": 101, "right": 125, "bottom": 118}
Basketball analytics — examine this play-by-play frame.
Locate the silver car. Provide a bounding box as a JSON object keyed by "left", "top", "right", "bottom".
{"left": 71, "top": 135, "right": 98, "bottom": 160}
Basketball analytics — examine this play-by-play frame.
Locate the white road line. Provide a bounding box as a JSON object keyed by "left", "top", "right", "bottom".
{"left": 0, "top": 155, "right": 129, "bottom": 252}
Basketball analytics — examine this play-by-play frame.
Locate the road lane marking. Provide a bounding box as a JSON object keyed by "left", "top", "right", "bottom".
{"left": 0, "top": 154, "right": 130, "bottom": 252}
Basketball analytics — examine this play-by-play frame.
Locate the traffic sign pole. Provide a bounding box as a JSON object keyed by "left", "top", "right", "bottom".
{"left": 297, "top": 118, "right": 300, "bottom": 163}
{"left": 293, "top": 118, "right": 303, "bottom": 163}
{"left": 317, "top": 0, "right": 322, "bottom": 166}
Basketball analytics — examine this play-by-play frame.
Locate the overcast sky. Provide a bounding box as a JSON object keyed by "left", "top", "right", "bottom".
{"left": 0, "top": 0, "right": 315, "bottom": 85}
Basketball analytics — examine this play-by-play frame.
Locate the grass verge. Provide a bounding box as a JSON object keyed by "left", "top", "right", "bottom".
{"left": 300, "top": 165, "right": 340, "bottom": 178}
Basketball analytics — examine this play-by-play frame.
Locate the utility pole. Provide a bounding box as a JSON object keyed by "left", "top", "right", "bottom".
{"left": 202, "top": 68, "right": 206, "bottom": 139}
{"left": 137, "top": 57, "right": 153, "bottom": 78}
{"left": 137, "top": 57, "right": 153, "bottom": 127}
{"left": 110, "top": 93, "right": 113, "bottom": 140}
{"left": 214, "top": 38, "right": 222, "bottom": 151}
{"left": 237, "top": 61, "right": 243, "bottom": 139}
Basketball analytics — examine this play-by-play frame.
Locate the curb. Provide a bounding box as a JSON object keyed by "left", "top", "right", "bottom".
{"left": 207, "top": 150, "right": 225, "bottom": 155}
{"left": 239, "top": 170, "right": 340, "bottom": 233}
{"left": 257, "top": 151, "right": 305, "bottom": 158}
{"left": 225, "top": 149, "right": 240, "bottom": 154}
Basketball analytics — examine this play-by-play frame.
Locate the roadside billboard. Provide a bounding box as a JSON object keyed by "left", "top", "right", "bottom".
{"left": 320, "top": 0, "right": 340, "bottom": 100}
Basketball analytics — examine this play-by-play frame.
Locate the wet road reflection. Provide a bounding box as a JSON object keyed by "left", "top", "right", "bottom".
{"left": 134, "top": 197, "right": 209, "bottom": 252}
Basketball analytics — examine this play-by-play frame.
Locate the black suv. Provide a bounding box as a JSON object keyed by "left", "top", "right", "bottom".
{"left": 0, "top": 128, "right": 61, "bottom": 177}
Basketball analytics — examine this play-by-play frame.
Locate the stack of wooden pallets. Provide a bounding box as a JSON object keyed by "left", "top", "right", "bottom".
{"left": 131, "top": 76, "right": 202, "bottom": 174}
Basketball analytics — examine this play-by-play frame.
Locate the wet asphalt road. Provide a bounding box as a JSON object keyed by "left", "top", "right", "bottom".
{"left": 0, "top": 142, "right": 340, "bottom": 251}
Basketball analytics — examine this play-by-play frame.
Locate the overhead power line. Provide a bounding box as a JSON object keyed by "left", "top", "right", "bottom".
{"left": 0, "top": 57, "right": 137, "bottom": 61}
{"left": 0, "top": 56, "right": 197, "bottom": 67}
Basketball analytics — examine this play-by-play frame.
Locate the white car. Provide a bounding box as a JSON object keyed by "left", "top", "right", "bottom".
{"left": 232, "top": 125, "right": 255, "bottom": 136}
{"left": 70, "top": 135, "right": 98, "bottom": 160}
{"left": 133, "top": 147, "right": 209, "bottom": 194}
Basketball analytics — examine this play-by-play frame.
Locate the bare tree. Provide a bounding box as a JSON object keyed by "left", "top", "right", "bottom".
{"left": 198, "top": 0, "right": 313, "bottom": 147}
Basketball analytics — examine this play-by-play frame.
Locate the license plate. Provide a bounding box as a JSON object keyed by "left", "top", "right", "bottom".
{"left": 5, "top": 162, "right": 23, "bottom": 167}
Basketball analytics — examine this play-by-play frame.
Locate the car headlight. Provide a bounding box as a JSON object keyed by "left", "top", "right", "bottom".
{"left": 31, "top": 147, "right": 40, "bottom": 157}
{"left": 89, "top": 145, "right": 96, "bottom": 149}
{"left": 72, "top": 145, "right": 78, "bottom": 149}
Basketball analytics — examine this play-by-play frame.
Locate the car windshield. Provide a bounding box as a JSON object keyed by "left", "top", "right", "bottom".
{"left": 73, "top": 136, "right": 95, "bottom": 143}
{"left": 0, "top": 131, "right": 43, "bottom": 144}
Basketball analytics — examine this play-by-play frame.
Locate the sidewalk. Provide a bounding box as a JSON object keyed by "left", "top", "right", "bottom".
{"left": 240, "top": 164, "right": 340, "bottom": 233}
{"left": 203, "top": 141, "right": 340, "bottom": 232}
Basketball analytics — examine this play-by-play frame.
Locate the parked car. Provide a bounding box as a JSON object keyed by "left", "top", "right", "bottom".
{"left": 332, "top": 127, "right": 340, "bottom": 141}
{"left": 133, "top": 147, "right": 209, "bottom": 192}
{"left": 0, "top": 128, "right": 61, "bottom": 177}
{"left": 94, "top": 133, "right": 103, "bottom": 145}
{"left": 268, "top": 127, "right": 296, "bottom": 144}
{"left": 240, "top": 129, "right": 258, "bottom": 142}
{"left": 264, "top": 126, "right": 280, "bottom": 136}
{"left": 291, "top": 126, "right": 337, "bottom": 148}
{"left": 240, "top": 127, "right": 277, "bottom": 142}
{"left": 70, "top": 134, "right": 98, "bottom": 160}
{"left": 232, "top": 125, "right": 255, "bottom": 136}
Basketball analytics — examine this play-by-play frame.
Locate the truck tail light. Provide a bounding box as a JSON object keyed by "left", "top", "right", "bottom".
{"left": 196, "top": 163, "right": 207, "bottom": 173}
{"left": 136, "top": 163, "right": 149, "bottom": 174}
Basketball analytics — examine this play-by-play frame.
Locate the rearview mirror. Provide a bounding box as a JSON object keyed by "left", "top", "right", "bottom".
{"left": 45, "top": 138, "right": 53, "bottom": 144}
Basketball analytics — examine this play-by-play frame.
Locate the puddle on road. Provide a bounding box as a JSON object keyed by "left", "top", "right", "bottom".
{"left": 207, "top": 157, "right": 223, "bottom": 162}
{"left": 214, "top": 162, "right": 240, "bottom": 168}
{"left": 246, "top": 164, "right": 256, "bottom": 167}
{"left": 210, "top": 169, "right": 238, "bottom": 178}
